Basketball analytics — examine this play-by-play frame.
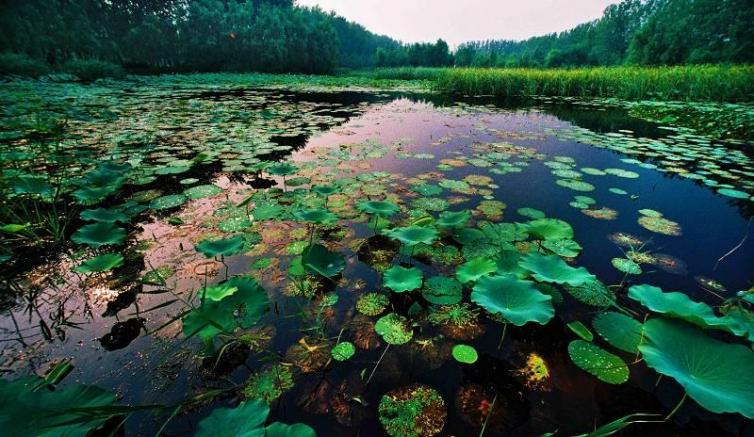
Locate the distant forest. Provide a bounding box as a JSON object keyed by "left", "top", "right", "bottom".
{"left": 0, "top": 0, "right": 752, "bottom": 76}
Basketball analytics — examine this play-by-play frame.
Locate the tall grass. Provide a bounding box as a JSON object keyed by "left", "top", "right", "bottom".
{"left": 434, "top": 65, "right": 754, "bottom": 102}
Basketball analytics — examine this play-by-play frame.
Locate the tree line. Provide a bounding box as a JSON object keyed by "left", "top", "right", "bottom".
{"left": 0, "top": 0, "right": 752, "bottom": 77}
{"left": 455, "top": 0, "right": 754, "bottom": 68}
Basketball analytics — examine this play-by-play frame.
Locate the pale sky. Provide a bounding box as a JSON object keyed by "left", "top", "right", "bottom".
{"left": 296, "top": 0, "right": 620, "bottom": 47}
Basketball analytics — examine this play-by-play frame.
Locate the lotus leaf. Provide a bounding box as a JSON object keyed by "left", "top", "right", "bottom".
{"left": 471, "top": 275, "right": 554, "bottom": 326}
{"left": 525, "top": 218, "right": 574, "bottom": 241}
{"left": 195, "top": 399, "right": 269, "bottom": 437}
{"left": 356, "top": 293, "right": 390, "bottom": 316}
{"left": 80, "top": 207, "right": 130, "bottom": 223}
{"left": 567, "top": 321, "right": 594, "bottom": 341}
{"left": 302, "top": 244, "right": 345, "bottom": 278}
{"left": 456, "top": 257, "right": 497, "bottom": 284}
{"left": 331, "top": 341, "right": 356, "bottom": 361}
{"left": 384, "top": 265, "right": 423, "bottom": 293}
{"left": 422, "top": 276, "right": 463, "bottom": 305}
{"left": 375, "top": 313, "right": 413, "bottom": 345}
{"left": 149, "top": 194, "right": 187, "bottom": 210}
{"left": 385, "top": 225, "right": 439, "bottom": 247}
{"left": 568, "top": 340, "right": 629, "bottom": 384}
{"left": 452, "top": 344, "right": 478, "bottom": 364}
{"left": 436, "top": 210, "right": 471, "bottom": 229}
{"left": 294, "top": 208, "right": 338, "bottom": 225}
{"left": 592, "top": 312, "right": 644, "bottom": 354}
{"left": 542, "top": 239, "right": 582, "bottom": 257}
{"left": 519, "top": 253, "right": 595, "bottom": 286}
{"left": 196, "top": 235, "right": 246, "bottom": 257}
{"left": 74, "top": 253, "right": 124, "bottom": 274}
{"left": 184, "top": 184, "right": 223, "bottom": 199}
{"left": 378, "top": 384, "right": 446, "bottom": 437}
{"left": 71, "top": 222, "right": 126, "bottom": 248}
{"left": 564, "top": 279, "right": 615, "bottom": 307}
{"left": 640, "top": 318, "right": 754, "bottom": 418}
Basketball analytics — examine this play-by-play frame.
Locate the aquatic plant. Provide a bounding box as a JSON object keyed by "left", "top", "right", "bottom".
{"left": 471, "top": 275, "right": 554, "bottom": 326}
{"left": 195, "top": 235, "right": 246, "bottom": 257}
{"left": 383, "top": 265, "right": 423, "bottom": 293}
{"left": 196, "top": 399, "right": 315, "bottom": 437}
{"left": 378, "top": 384, "right": 447, "bottom": 437}
{"left": 519, "top": 253, "right": 594, "bottom": 286}
{"left": 568, "top": 340, "right": 629, "bottom": 384}
{"left": 302, "top": 244, "right": 345, "bottom": 278}
{"left": 452, "top": 344, "right": 478, "bottom": 364}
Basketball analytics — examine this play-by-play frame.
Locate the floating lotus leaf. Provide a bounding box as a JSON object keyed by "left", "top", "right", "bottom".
{"left": 384, "top": 265, "right": 423, "bottom": 293}
{"left": 604, "top": 168, "right": 639, "bottom": 178}
{"left": 80, "top": 207, "right": 130, "bottom": 223}
{"left": 517, "top": 207, "right": 546, "bottom": 219}
{"left": 196, "top": 235, "right": 246, "bottom": 257}
{"left": 252, "top": 202, "right": 285, "bottom": 220}
{"left": 436, "top": 210, "right": 471, "bottom": 229}
{"left": 568, "top": 340, "right": 629, "bottom": 384}
{"left": 452, "top": 344, "right": 478, "bottom": 364}
{"left": 311, "top": 185, "right": 339, "bottom": 196}
{"left": 74, "top": 253, "right": 124, "bottom": 274}
{"left": 267, "top": 162, "right": 299, "bottom": 176}
{"left": 243, "top": 364, "right": 295, "bottom": 403}
{"left": 195, "top": 399, "right": 269, "bottom": 437}
{"left": 592, "top": 312, "right": 644, "bottom": 354}
{"left": 556, "top": 179, "right": 595, "bottom": 192}
{"left": 628, "top": 284, "right": 751, "bottom": 339}
{"left": 638, "top": 215, "right": 681, "bottom": 236}
{"left": 563, "top": 279, "right": 616, "bottom": 307}
{"left": 566, "top": 321, "right": 594, "bottom": 341}
{"left": 379, "top": 384, "right": 446, "bottom": 437}
{"left": 471, "top": 275, "right": 554, "bottom": 326}
{"left": 302, "top": 244, "right": 345, "bottom": 278}
{"left": 294, "top": 208, "right": 338, "bottom": 225}
{"left": 411, "top": 183, "right": 443, "bottom": 196}
{"left": 149, "top": 194, "right": 187, "bottom": 210}
{"left": 8, "top": 174, "right": 54, "bottom": 198}
{"left": 71, "top": 222, "right": 126, "bottom": 248}
{"left": 717, "top": 188, "right": 749, "bottom": 199}
{"left": 525, "top": 218, "right": 574, "bottom": 241}
{"left": 0, "top": 377, "right": 117, "bottom": 437}
{"left": 184, "top": 184, "right": 223, "bottom": 199}
{"left": 356, "top": 293, "right": 390, "bottom": 316}
{"left": 542, "top": 239, "right": 582, "bottom": 257}
{"left": 640, "top": 318, "right": 754, "bottom": 418}
{"left": 331, "top": 341, "right": 356, "bottom": 361}
{"left": 385, "top": 225, "right": 439, "bottom": 247}
{"left": 202, "top": 283, "right": 239, "bottom": 302}
{"left": 456, "top": 257, "right": 497, "bottom": 284}
{"left": 519, "top": 253, "right": 595, "bottom": 286}
{"left": 375, "top": 313, "right": 413, "bottom": 345}
{"left": 413, "top": 197, "right": 449, "bottom": 212}
{"left": 422, "top": 276, "right": 462, "bottom": 305}
{"left": 611, "top": 257, "right": 642, "bottom": 275}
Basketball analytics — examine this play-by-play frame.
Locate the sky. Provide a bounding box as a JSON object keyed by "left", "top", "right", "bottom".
{"left": 296, "top": 0, "right": 620, "bottom": 47}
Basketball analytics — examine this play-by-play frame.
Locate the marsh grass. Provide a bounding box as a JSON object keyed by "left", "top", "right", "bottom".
{"left": 434, "top": 65, "right": 754, "bottom": 102}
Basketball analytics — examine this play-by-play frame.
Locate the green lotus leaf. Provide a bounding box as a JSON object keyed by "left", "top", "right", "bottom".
{"left": 542, "top": 239, "right": 582, "bottom": 257}
{"left": 568, "top": 340, "right": 629, "bottom": 384}
{"left": 80, "top": 207, "right": 130, "bottom": 223}
{"left": 564, "top": 279, "right": 615, "bottom": 307}
{"left": 436, "top": 210, "right": 472, "bottom": 229}
{"left": 267, "top": 162, "right": 298, "bottom": 176}
{"left": 8, "top": 174, "right": 54, "bottom": 198}
{"left": 375, "top": 313, "right": 413, "bottom": 345}
{"left": 384, "top": 265, "right": 423, "bottom": 293}
{"left": 456, "top": 257, "right": 497, "bottom": 284}
{"left": 519, "top": 253, "right": 595, "bottom": 286}
{"left": 356, "top": 293, "right": 390, "bottom": 316}
{"left": 525, "top": 218, "right": 574, "bottom": 241}
{"left": 71, "top": 222, "right": 126, "bottom": 248}
{"left": 517, "top": 207, "right": 546, "bottom": 219}
{"left": 202, "top": 283, "right": 239, "bottom": 302}
{"left": 0, "top": 377, "right": 118, "bottom": 437}
{"left": 611, "top": 257, "right": 642, "bottom": 275}
{"left": 196, "top": 235, "right": 246, "bottom": 257}
{"left": 471, "top": 275, "right": 554, "bottom": 326}
{"left": 592, "top": 312, "right": 644, "bottom": 354}
{"left": 311, "top": 185, "right": 339, "bottom": 196}
{"left": 410, "top": 183, "right": 443, "bottom": 196}
{"left": 183, "top": 184, "right": 223, "bottom": 200}
{"left": 452, "top": 344, "right": 478, "bottom": 364}
{"left": 717, "top": 188, "right": 749, "bottom": 199}
{"left": 302, "top": 244, "right": 345, "bottom": 278}
{"left": 74, "top": 253, "right": 124, "bottom": 274}
{"left": 358, "top": 200, "right": 401, "bottom": 217}
{"left": 556, "top": 179, "right": 595, "bottom": 192}
{"left": 252, "top": 202, "right": 285, "bottom": 220}
{"left": 385, "top": 225, "right": 439, "bottom": 247}
{"left": 378, "top": 384, "right": 446, "bottom": 437}
{"left": 265, "top": 422, "right": 316, "bottom": 437}
{"left": 639, "top": 318, "right": 754, "bottom": 418}
{"left": 628, "top": 284, "right": 751, "bottom": 339}
{"left": 243, "top": 364, "right": 295, "bottom": 403}
{"left": 422, "top": 276, "right": 462, "bottom": 305}
{"left": 0, "top": 223, "right": 30, "bottom": 234}
{"left": 149, "top": 194, "right": 187, "bottom": 210}
{"left": 196, "top": 399, "right": 269, "bottom": 437}
{"left": 294, "top": 208, "right": 338, "bottom": 225}
{"left": 566, "top": 321, "right": 594, "bottom": 341}
{"left": 331, "top": 341, "right": 356, "bottom": 361}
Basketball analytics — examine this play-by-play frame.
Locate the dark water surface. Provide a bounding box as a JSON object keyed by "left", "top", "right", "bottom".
{"left": 1, "top": 89, "right": 753, "bottom": 436}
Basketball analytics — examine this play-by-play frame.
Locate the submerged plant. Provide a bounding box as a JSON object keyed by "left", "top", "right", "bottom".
{"left": 378, "top": 384, "right": 447, "bottom": 437}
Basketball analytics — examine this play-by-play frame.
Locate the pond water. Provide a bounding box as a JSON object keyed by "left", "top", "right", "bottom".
{"left": 1, "top": 85, "right": 753, "bottom": 436}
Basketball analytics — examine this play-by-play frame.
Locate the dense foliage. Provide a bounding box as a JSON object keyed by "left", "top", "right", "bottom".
{"left": 455, "top": 0, "right": 754, "bottom": 67}
{"left": 0, "top": 0, "right": 398, "bottom": 75}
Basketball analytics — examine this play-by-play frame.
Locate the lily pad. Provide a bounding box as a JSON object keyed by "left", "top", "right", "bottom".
{"left": 379, "top": 384, "right": 446, "bottom": 437}
{"left": 375, "top": 313, "right": 413, "bottom": 345}
{"left": 640, "top": 318, "right": 754, "bottom": 418}
{"left": 386, "top": 225, "right": 439, "bottom": 247}
{"left": 331, "top": 342, "right": 356, "bottom": 361}
{"left": 302, "top": 244, "right": 345, "bottom": 278}
{"left": 471, "top": 275, "right": 554, "bottom": 326}
{"left": 456, "top": 257, "right": 497, "bottom": 284}
{"left": 74, "top": 253, "right": 124, "bottom": 274}
{"left": 519, "top": 253, "right": 595, "bottom": 286}
{"left": 422, "top": 276, "right": 463, "bottom": 305}
{"left": 452, "top": 344, "right": 478, "bottom": 364}
{"left": 196, "top": 235, "right": 246, "bottom": 257}
{"left": 71, "top": 222, "right": 126, "bottom": 248}
{"left": 384, "top": 265, "right": 423, "bottom": 293}
{"left": 592, "top": 312, "right": 644, "bottom": 354}
{"left": 568, "top": 340, "right": 629, "bottom": 384}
